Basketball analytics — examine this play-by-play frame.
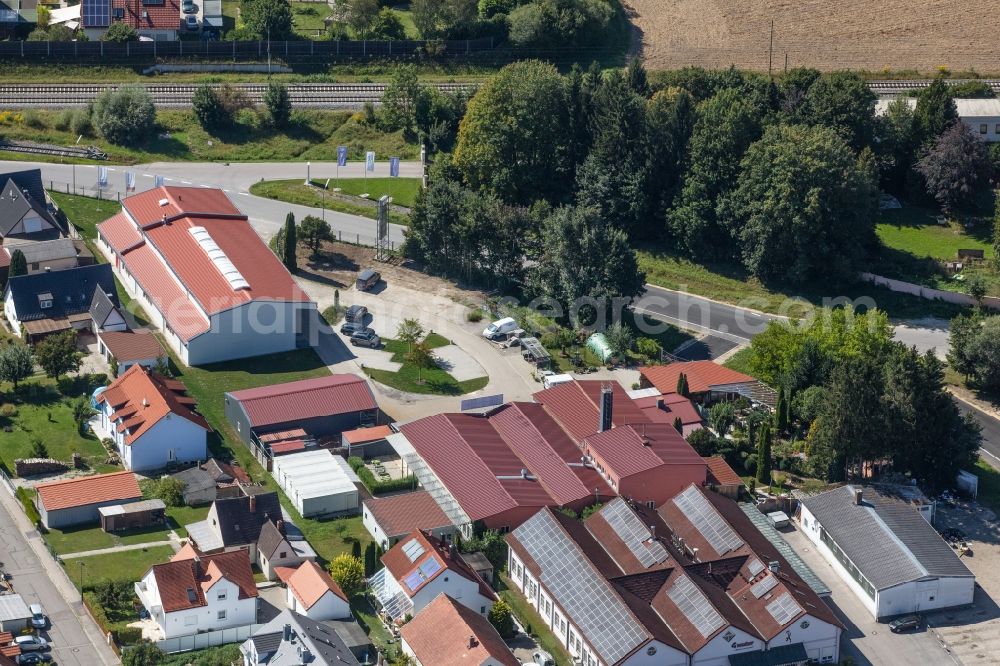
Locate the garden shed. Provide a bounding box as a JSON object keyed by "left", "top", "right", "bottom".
{"left": 270, "top": 450, "right": 361, "bottom": 518}
{"left": 99, "top": 499, "right": 166, "bottom": 532}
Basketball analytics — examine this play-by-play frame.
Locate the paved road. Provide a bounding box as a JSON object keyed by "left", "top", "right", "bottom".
{"left": 0, "top": 485, "right": 118, "bottom": 665}
{"left": 955, "top": 399, "right": 1000, "bottom": 471}
{"left": 1, "top": 159, "right": 418, "bottom": 244}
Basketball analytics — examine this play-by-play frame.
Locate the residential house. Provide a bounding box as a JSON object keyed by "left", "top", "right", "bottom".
{"left": 97, "top": 186, "right": 316, "bottom": 366}
{"left": 89, "top": 288, "right": 128, "bottom": 334}
{"left": 185, "top": 490, "right": 283, "bottom": 561}
{"left": 98, "top": 330, "right": 166, "bottom": 376}
{"left": 172, "top": 466, "right": 219, "bottom": 507}
{"left": 877, "top": 97, "right": 1000, "bottom": 142}
{"left": 80, "top": 0, "right": 181, "bottom": 41}
{"left": 369, "top": 530, "right": 496, "bottom": 624}
{"left": 0, "top": 169, "right": 64, "bottom": 243}
{"left": 224, "top": 374, "right": 378, "bottom": 470}
{"left": 283, "top": 561, "right": 351, "bottom": 621}
{"left": 5, "top": 237, "right": 90, "bottom": 274}
{"left": 362, "top": 490, "right": 454, "bottom": 551}
{"left": 638, "top": 360, "right": 761, "bottom": 405}
{"left": 240, "top": 609, "right": 361, "bottom": 666}
{"left": 256, "top": 519, "right": 317, "bottom": 582}
{"left": 799, "top": 485, "right": 975, "bottom": 619}
{"left": 35, "top": 470, "right": 142, "bottom": 529}
{"left": 3, "top": 263, "right": 119, "bottom": 342}
{"left": 401, "top": 593, "right": 520, "bottom": 666}
{"left": 270, "top": 450, "right": 360, "bottom": 518}
{"left": 506, "top": 490, "right": 843, "bottom": 666}
{"left": 629, "top": 387, "right": 703, "bottom": 437}
{"left": 96, "top": 364, "right": 210, "bottom": 472}
{"left": 135, "top": 546, "right": 258, "bottom": 640}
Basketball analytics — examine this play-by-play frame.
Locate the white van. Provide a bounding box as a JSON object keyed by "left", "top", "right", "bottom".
{"left": 542, "top": 372, "right": 574, "bottom": 389}
{"left": 482, "top": 317, "right": 518, "bottom": 339}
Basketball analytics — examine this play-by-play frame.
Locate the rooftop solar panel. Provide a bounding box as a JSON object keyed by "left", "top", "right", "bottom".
{"left": 514, "top": 510, "right": 648, "bottom": 664}
{"left": 402, "top": 539, "right": 425, "bottom": 562}
{"left": 673, "top": 486, "right": 744, "bottom": 555}
{"left": 667, "top": 575, "right": 725, "bottom": 638}
{"left": 601, "top": 498, "right": 669, "bottom": 568}
{"left": 751, "top": 575, "right": 778, "bottom": 599}
{"left": 747, "top": 557, "right": 765, "bottom": 577}
{"left": 83, "top": 0, "right": 110, "bottom": 27}
{"left": 766, "top": 592, "right": 802, "bottom": 625}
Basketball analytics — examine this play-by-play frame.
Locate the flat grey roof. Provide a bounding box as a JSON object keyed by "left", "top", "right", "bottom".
{"left": 738, "top": 504, "right": 830, "bottom": 597}
{"left": 0, "top": 594, "right": 31, "bottom": 621}
{"left": 801, "top": 485, "right": 973, "bottom": 590}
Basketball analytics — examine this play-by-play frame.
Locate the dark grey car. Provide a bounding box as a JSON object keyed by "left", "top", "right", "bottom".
{"left": 350, "top": 328, "right": 381, "bottom": 349}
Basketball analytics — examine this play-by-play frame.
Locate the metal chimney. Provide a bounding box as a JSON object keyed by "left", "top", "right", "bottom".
{"left": 599, "top": 384, "right": 613, "bottom": 432}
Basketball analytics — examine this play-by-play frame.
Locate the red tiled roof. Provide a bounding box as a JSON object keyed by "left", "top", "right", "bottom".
{"left": 149, "top": 549, "right": 257, "bottom": 613}
{"left": 364, "top": 491, "right": 451, "bottom": 538}
{"left": 582, "top": 424, "right": 705, "bottom": 479}
{"left": 119, "top": 242, "right": 210, "bottom": 341}
{"left": 270, "top": 440, "right": 306, "bottom": 455}
{"left": 97, "top": 364, "right": 209, "bottom": 444}
{"left": 635, "top": 393, "right": 702, "bottom": 426}
{"left": 640, "top": 361, "right": 755, "bottom": 395}
{"left": 36, "top": 471, "right": 141, "bottom": 512}
{"left": 401, "top": 594, "right": 520, "bottom": 666}
{"left": 229, "top": 374, "right": 376, "bottom": 429}
{"left": 533, "top": 380, "right": 648, "bottom": 442}
{"left": 98, "top": 213, "right": 142, "bottom": 253}
{"left": 704, "top": 456, "right": 743, "bottom": 487}
{"left": 0, "top": 249, "right": 10, "bottom": 270}
{"left": 258, "top": 428, "right": 308, "bottom": 444}
{"left": 343, "top": 424, "right": 393, "bottom": 444}
{"left": 0, "top": 646, "right": 17, "bottom": 659}
{"left": 382, "top": 531, "right": 495, "bottom": 601}
{"left": 287, "top": 560, "right": 348, "bottom": 608}
{"left": 111, "top": 0, "right": 180, "bottom": 32}
{"left": 98, "top": 330, "right": 166, "bottom": 363}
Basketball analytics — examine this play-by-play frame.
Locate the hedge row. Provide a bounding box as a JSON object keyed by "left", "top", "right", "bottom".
{"left": 15, "top": 487, "right": 40, "bottom": 525}
{"left": 347, "top": 456, "right": 417, "bottom": 494}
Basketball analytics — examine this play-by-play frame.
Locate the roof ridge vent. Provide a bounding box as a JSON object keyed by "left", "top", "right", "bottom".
{"left": 188, "top": 225, "right": 251, "bottom": 292}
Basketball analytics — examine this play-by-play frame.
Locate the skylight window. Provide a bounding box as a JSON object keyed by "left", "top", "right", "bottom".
{"left": 188, "top": 226, "right": 251, "bottom": 291}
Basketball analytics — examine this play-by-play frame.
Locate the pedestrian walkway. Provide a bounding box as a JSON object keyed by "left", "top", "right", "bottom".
{"left": 60, "top": 538, "right": 175, "bottom": 560}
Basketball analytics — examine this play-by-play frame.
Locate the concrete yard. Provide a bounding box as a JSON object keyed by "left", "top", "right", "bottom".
{"left": 432, "top": 344, "right": 487, "bottom": 382}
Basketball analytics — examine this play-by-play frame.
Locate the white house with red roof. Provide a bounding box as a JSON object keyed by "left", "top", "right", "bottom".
{"left": 401, "top": 593, "right": 520, "bottom": 666}
{"left": 282, "top": 560, "right": 351, "bottom": 621}
{"left": 35, "top": 470, "right": 142, "bottom": 529}
{"left": 96, "top": 187, "right": 316, "bottom": 366}
{"left": 369, "top": 530, "right": 496, "bottom": 624}
{"left": 81, "top": 0, "right": 181, "bottom": 41}
{"left": 135, "top": 545, "right": 259, "bottom": 639}
{"left": 96, "top": 364, "right": 209, "bottom": 472}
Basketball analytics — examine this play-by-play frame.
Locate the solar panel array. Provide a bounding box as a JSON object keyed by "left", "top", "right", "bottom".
{"left": 82, "top": 0, "right": 110, "bottom": 28}
{"left": 751, "top": 575, "right": 778, "bottom": 599}
{"left": 601, "top": 499, "right": 669, "bottom": 568}
{"left": 667, "top": 575, "right": 725, "bottom": 638}
{"left": 402, "top": 539, "right": 425, "bottom": 563}
{"left": 766, "top": 593, "right": 802, "bottom": 625}
{"left": 672, "top": 486, "right": 744, "bottom": 555}
{"left": 403, "top": 558, "right": 442, "bottom": 591}
{"left": 515, "top": 510, "right": 648, "bottom": 664}
{"left": 747, "top": 557, "right": 765, "bottom": 577}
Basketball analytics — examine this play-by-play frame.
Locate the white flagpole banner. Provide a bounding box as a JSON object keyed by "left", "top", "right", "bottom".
{"left": 389, "top": 157, "right": 400, "bottom": 177}
{"left": 365, "top": 151, "right": 375, "bottom": 172}
{"left": 125, "top": 171, "right": 136, "bottom": 192}
{"left": 97, "top": 167, "right": 108, "bottom": 187}
{"left": 154, "top": 175, "right": 165, "bottom": 187}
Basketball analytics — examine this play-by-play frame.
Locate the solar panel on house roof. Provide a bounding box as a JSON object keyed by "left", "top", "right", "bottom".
{"left": 673, "top": 486, "right": 744, "bottom": 555}
{"left": 403, "top": 558, "right": 441, "bottom": 591}
{"left": 402, "top": 539, "right": 425, "bottom": 563}
{"left": 765, "top": 592, "right": 802, "bottom": 625}
{"left": 602, "top": 499, "right": 669, "bottom": 568}
{"left": 667, "top": 575, "right": 725, "bottom": 638}
{"left": 747, "top": 557, "right": 765, "bottom": 577}
{"left": 83, "top": 0, "right": 110, "bottom": 27}
{"left": 515, "top": 511, "right": 648, "bottom": 664}
{"left": 751, "top": 575, "right": 778, "bottom": 599}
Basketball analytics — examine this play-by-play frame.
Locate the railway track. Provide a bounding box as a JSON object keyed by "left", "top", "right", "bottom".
{"left": 867, "top": 79, "right": 1000, "bottom": 95}
{"left": 0, "top": 82, "right": 478, "bottom": 108}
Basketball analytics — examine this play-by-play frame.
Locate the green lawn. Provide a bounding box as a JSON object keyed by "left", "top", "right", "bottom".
{"left": 291, "top": 1, "right": 329, "bottom": 37}
{"left": 44, "top": 504, "right": 209, "bottom": 555}
{"left": 877, "top": 206, "right": 993, "bottom": 261}
{"left": 722, "top": 346, "right": 755, "bottom": 375}
{"left": 637, "top": 248, "right": 967, "bottom": 320}
{"left": 321, "top": 177, "right": 421, "bottom": 208}
{"left": 975, "top": 458, "right": 1000, "bottom": 515}
{"left": 48, "top": 190, "right": 120, "bottom": 239}
{"left": 165, "top": 504, "right": 210, "bottom": 538}
{"left": 364, "top": 336, "right": 488, "bottom": 396}
{"left": 498, "top": 573, "right": 573, "bottom": 666}
{"left": 0, "top": 379, "right": 115, "bottom": 474}
{"left": 67, "top": 545, "right": 176, "bottom": 587}
{"left": 44, "top": 524, "right": 116, "bottom": 555}
{"left": 249, "top": 180, "right": 411, "bottom": 227}
{"left": 0, "top": 110, "right": 418, "bottom": 166}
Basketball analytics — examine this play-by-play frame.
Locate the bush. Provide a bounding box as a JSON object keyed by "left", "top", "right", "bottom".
{"left": 92, "top": 85, "right": 155, "bottom": 145}
{"left": 0, "top": 403, "right": 16, "bottom": 417}
{"left": 635, "top": 337, "right": 662, "bottom": 361}
{"left": 22, "top": 109, "right": 45, "bottom": 129}
{"left": 264, "top": 82, "right": 291, "bottom": 127}
{"left": 16, "top": 487, "right": 40, "bottom": 524}
{"left": 54, "top": 109, "right": 73, "bottom": 131}
{"left": 70, "top": 108, "right": 93, "bottom": 137}
{"left": 192, "top": 85, "right": 225, "bottom": 129}
{"left": 114, "top": 626, "right": 143, "bottom": 645}
{"left": 356, "top": 465, "right": 417, "bottom": 494}
{"left": 466, "top": 309, "right": 483, "bottom": 323}
{"left": 103, "top": 22, "right": 139, "bottom": 42}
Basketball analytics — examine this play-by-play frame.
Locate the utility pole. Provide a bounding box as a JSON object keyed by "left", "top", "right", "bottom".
{"left": 767, "top": 20, "right": 774, "bottom": 78}
{"left": 78, "top": 561, "right": 85, "bottom": 602}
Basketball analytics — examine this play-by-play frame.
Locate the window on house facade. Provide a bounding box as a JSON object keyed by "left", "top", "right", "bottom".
{"left": 217, "top": 591, "right": 226, "bottom": 601}
{"left": 646, "top": 500, "right": 655, "bottom": 509}
{"left": 981, "top": 124, "right": 989, "bottom": 134}
{"left": 217, "top": 610, "right": 227, "bottom": 620}
{"left": 279, "top": 552, "right": 287, "bottom": 559}
{"left": 480, "top": 606, "right": 486, "bottom": 613}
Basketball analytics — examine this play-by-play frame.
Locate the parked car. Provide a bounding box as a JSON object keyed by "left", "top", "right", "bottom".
{"left": 14, "top": 636, "right": 48, "bottom": 652}
{"left": 29, "top": 603, "right": 46, "bottom": 629}
{"left": 350, "top": 328, "right": 381, "bottom": 349}
{"left": 888, "top": 615, "right": 922, "bottom": 633}
{"left": 531, "top": 650, "right": 555, "bottom": 666}
{"left": 482, "top": 316, "right": 517, "bottom": 339}
{"left": 16, "top": 653, "right": 52, "bottom": 665}
{"left": 340, "top": 305, "right": 369, "bottom": 335}
{"left": 182, "top": 0, "right": 198, "bottom": 12}
{"left": 356, "top": 268, "right": 381, "bottom": 291}
{"left": 184, "top": 15, "right": 199, "bottom": 29}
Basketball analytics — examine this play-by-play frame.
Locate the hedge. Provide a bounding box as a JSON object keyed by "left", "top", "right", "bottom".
{"left": 16, "top": 487, "right": 40, "bottom": 525}
{"left": 347, "top": 456, "right": 417, "bottom": 494}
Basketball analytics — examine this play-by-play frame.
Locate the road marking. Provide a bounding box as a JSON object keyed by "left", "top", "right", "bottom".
{"left": 980, "top": 448, "right": 1000, "bottom": 463}
{"left": 181, "top": 180, "right": 192, "bottom": 185}
{"left": 142, "top": 174, "right": 153, "bottom": 178}
{"left": 238, "top": 192, "right": 250, "bottom": 196}
{"left": 631, "top": 306, "right": 751, "bottom": 344}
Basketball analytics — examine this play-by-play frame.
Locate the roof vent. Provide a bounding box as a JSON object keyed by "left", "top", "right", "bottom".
{"left": 188, "top": 226, "right": 250, "bottom": 291}
{"left": 520, "top": 468, "right": 529, "bottom": 479}
{"left": 768, "top": 560, "right": 779, "bottom": 574}
{"left": 158, "top": 198, "right": 169, "bottom": 207}
{"left": 141, "top": 398, "right": 149, "bottom": 407}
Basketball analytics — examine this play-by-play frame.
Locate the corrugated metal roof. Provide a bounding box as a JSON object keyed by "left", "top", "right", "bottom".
{"left": 738, "top": 504, "right": 831, "bottom": 597}
{"left": 801, "top": 485, "right": 973, "bottom": 590}
{"left": 533, "top": 380, "right": 647, "bottom": 442}
{"left": 229, "top": 374, "right": 376, "bottom": 428}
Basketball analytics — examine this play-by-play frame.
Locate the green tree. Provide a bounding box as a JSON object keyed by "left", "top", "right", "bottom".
{"left": 34, "top": 330, "right": 81, "bottom": 380}
{"left": 364, "top": 541, "right": 378, "bottom": 576}
{"left": 241, "top": 0, "right": 293, "bottom": 39}
{"left": 676, "top": 372, "right": 688, "bottom": 397}
{"left": 528, "top": 206, "right": 645, "bottom": 326}
{"left": 92, "top": 85, "right": 156, "bottom": 145}
{"left": 351, "top": 540, "right": 362, "bottom": 559}
{"left": 488, "top": 598, "right": 515, "bottom": 639}
{"left": 507, "top": 0, "right": 612, "bottom": 47}
{"left": 644, "top": 89, "right": 696, "bottom": 221}
{"left": 915, "top": 122, "right": 994, "bottom": 213}
{"left": 799, "top": 71, "right": 877, "bottom": 150}
{"left": 994, "top": 202, "right": 1000, "bottom": 270}
{"left": 774, "top": 386, "right": 787, "bottom": 433}
{"left": 396, "top": 319, "right": 425, "bottom": 352}
{"left": 264, "top": 82, "right": 292, "bottom": 127}
{"left": 380, "top": 65, "right": 424, "bottom": 134}
{"left": 153, "top": 477, "right": 185, "bottom": 507}
{"left": 192, "top": 85, "right": 227, "bottom": 129}
{"left": 346, "top": 0, "right": 379, "bottom": 36}
{"left": 605, "top": 321, "right": 634, "bottom": 358}
{"left": 298, "top": 215, "right": 333, "bottom": 254}
{"left": 411, "top": 0, "right": 476, "bottom": 39}
{"left": 454, "top": 60, "right": 571, "bottom": 204}
{"left": 103, "top": 22, "right": 139, "bottom": 42}
{"left": 369, "top": 7, "right": 405, "bottom": 39}
{"left": 914, "top": 77, "right": 958, "bottom": 146}
{"left": 8, "top": 249, "right": 26, "bottom": 278}
{"left": 792, "top": 385, "right": 827, "bottom": 424}
{"left": 723, "top": 124, "right": 878, "bottom": 284}
{"left": 328, "top": 554, "right": 366, "bottom": 597}
{"left": 686, "top": 428, "right": 717, "bottom": 456}
{"left": 282, "top": 212, "right": 297, "bottom": 272}
{"left": 709, "top": 401, "right": 736, "bottom": 437}
{"left": 673, "top": 416, "right": 683, "bottom": 433}
{"left": 875, "top": 97, "right": 917, "bottom": 192}
{"left": 29, "top": 438, "right": 48, "bottom": 459}
{"left": 626, "top": 58, "right": 650, "bottom": 97}
{"left": 36, "top": 4, "right": 49, "bottom": 27}
{"left": 461, "top": 529, "right": 507, "bottom": 571}
{"left": 755, "top": 423, "right": 771, "bottom": 485}
{"left": 635, "top": 337, "right": 662, "bottom": 361}
{"left": 955, "top": 315, "right": 1000, "bottom": 391}
{"left": 122, "top": 642, "right": 164, "bottom": 666}
{"left": 0, "top": 342, "right": 33, "bottom": 390}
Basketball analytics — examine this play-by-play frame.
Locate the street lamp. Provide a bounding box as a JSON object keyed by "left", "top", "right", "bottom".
{"left": 305, "top": 161, "right": 310, "bottom": 186}
{"left": 78, "top": 561, "right": 85, "bottom": 601}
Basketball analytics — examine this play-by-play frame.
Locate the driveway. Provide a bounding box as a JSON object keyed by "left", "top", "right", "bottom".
{"left": 778, "top": 523, "right": 958, "bottom": 666}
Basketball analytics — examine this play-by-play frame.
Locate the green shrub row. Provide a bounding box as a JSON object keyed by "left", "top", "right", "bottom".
{"left": 347, "top": 456, "right": 417, "bottom": 494}
{"left": 16, "top": 487, "right": 40, "bottom": 525}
